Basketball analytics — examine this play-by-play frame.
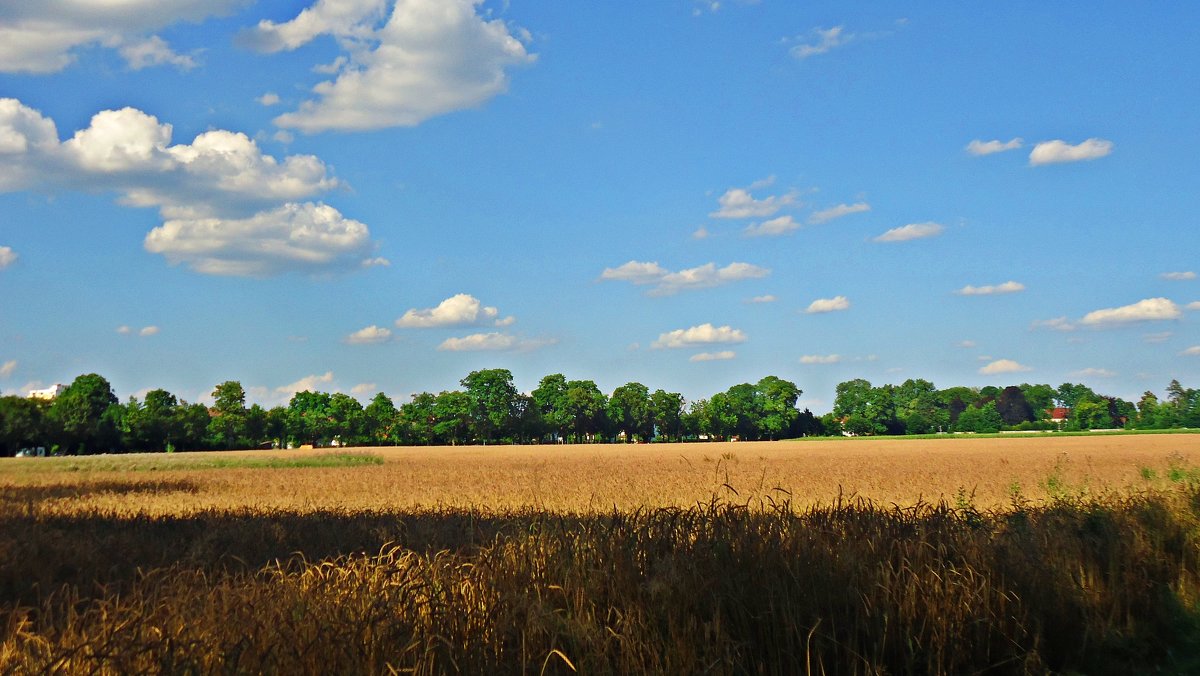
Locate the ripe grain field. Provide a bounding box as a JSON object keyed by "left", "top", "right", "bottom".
{"left": 3, "top": 433, "right": 1199, "bottom": 515}
{"left": 4, "top": 433, "right": 1200, "bottom": 674}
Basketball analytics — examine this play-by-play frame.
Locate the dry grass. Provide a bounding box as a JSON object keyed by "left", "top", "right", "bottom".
{"left": 2, "top": 433, "right": 1197, "bottom": 516}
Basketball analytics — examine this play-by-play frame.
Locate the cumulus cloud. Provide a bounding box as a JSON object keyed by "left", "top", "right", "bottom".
{"left": 437, "top": 332, "right": 554, "bottom": 352}
{"left": 395, "top": 293, "right": 501, "bottom": 328}
{"left": 1079, "top": 298, "right": 1181, "bottom": 327}
{"left": 1029, "top": 138, "right": 1114, "bottom": 166}
{"left": 144, "top": 203, "right": 373, "bottom": 276}
{"left": 0, "top": 246, "right": 16, "bottom": 269}
{"left": 249, "top": 0, "right": 535, "bottom": 132}
{"left": 257, "top": 92, "right": 281, "bottom": 107}
{"left": 690, "top": 351, "right": 736, "bottom": 362}
{"left": 652, "top": 323, "right": 746, "bottom": 349}
{"left": 1161, "top": 271, "right": 1196, "bottom": 281}
{"left": 1031, "top": 317, "right": 1076, "bottom": 332}
{"left": 799, "top": 354, "right": 841, "bottom": 364}
{"left": 804, "top": 296, "right": 850, "bottom": 314}
{"left": 710, "top": 181, "right": 797, "bottom": 219}
{"left": 0, "top": 360, "right": 16, "bottom": 379}
{"left": 744, "top": 215, "right": 799, "bottom": 237}
{"left": 808, "top": 202, "right": 869, "bottom": 224}
{"left": 0, "top": 1, "right": 243, "bottom": 73}
{"left": 965, "top": 138, "right": 1022, "bottom": 156}
{"left": 873, "top": 222, "right": 944, "bottom": 242}
{"left": 979, "top": 359, "right": 1031, "bottom": 375}
{"left": 345, "top": 325, "right": 392, "bottom": 344}
{"left": 0, "top": 98, "right": 374, "bottom": 276}
{"left": 351, "top": 382, "right": 378, "bottom": 396}
{"left": 600, "top": 260, "right": 769, "bottom": 296}
{"left": 277, "top": 371, "right": 335, "bottom": 397}
{"left": 791, "top": 26, "right": 853, "bottom": 59}
{"left": 955, "top": 281, "right": 1025, "bottom": 296}
{"left": 118, "top": 35, "right": 197, "bottom": 71}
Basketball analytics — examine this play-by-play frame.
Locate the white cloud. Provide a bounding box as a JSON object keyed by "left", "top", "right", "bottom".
{"left": 345, "top": 325, "right": 392, "bottom": 344}
{"left": 436, "top": 332, "right": 554, "bottom": 352}
{"left": 1144, "top": 332, "right": 1173, "bottom": 344}
{"left": 117, "top": 325, "right": 132, "bottom": 335}
{"left": 0, "top": 246, "right": 16, "bottom": 269}
{"left": 748, "top": 294, "right": 776, "bottom": 304}
{"left": 144, "top": 202, "right": 373, "bottom": 276}
{"left": 744, "top": 215, "right": 799, "bottom": 237}
{"left": 138, "top": 326, "right": 159, "bottom": 337}
{"left": 257, "top": 92, "right": 281, "bottom": 107}
{"left": 804, "top": 296, "right": 850, "bottom": 314}
{"left": 0, "top": 98, "right": 372, "bottom": 276}
{"left": 690, "top": 351, "right": 736, "bottom": 362}
{"left": 691, "top": 226, "right": 710, "bottom": 240}
{"left": 256, "top": 0, "right": 535, "bottom": 133}
{"left": 395, "top": 293, "right": 500, "bottom": 328}
{"left": 1181, "top": 346, "right": 1200, "bottom": 357}
{"left": 799, "top": 354, "right": 841, "bottom": 364}
{"left": 1079, "top": 298, "right": 1181, "bottom": 327}
{"left": 494, "top": 315, "right": 516, "bottom": 327}
{"left": 1071, "top": 368, "right": 1115, "bottom": 378}
{"left": 1031, "top": 316, "right": 1076, "bottom": 332}
{"left": 808, "top": 202, "right": 870, "bottom": 224}
{"left": 273, "top": 130, "right": 295, "bottom": 144}
{"left": 0, "top": 1, "right": 243, "bottom": 74}
{"left": 1188, "top": 302, "right": 1200, "bottom": 311}
{"left": 957, "top": 340, "right": 977, "bottom": 349}
{"left": 979, "top": 359, "right": 1031, "bottom": 375}
{"left": 791, "top": 26, "right": 853, "bottom": 59}
{"left": 277, "top": 371, "right": 335, "bottom": 397}
{"left": 652, "top": 323, "right": 746, "bottom": 349}
{"left": 873, "top": 221, "right": 944, "bottom": 242}
{"left": 351, "top": 382, "right": 378, "bottom": 396}
{"left": 118, "top": 35, "right": 197, "bottom": 71}
{"left": 1029, "top": 138, "right": 1114, "bottom": 166}
{"left": 361, "top": 256, "right": 390, "bottom": 268}
{"left": 1161, "top": 271, "right": 1196, "bottom": 281}
{"left": 965, "top": 138, "right": 1022, "bottom": 156}
{"left": 600, "top": 260, "right": 769, "bottom": 296}
{"left": 0, "top": 360, "right": 16, "bottom": 379}
{"left": 710, "top": 182, "right": 796, "bottom": 219}
{"left": 955, "top": 281, "right": 1025, "bottom": 296}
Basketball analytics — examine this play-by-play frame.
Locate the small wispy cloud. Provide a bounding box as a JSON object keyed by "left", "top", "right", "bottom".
{"left": 1031, "top": 317, "right": 1076, "bottom": 332}
{"left": 965, "top": 138, "right": 1022, "bottom": 156}
{"left": 979, "top": 359, "right": 1031, "bottom": 375}
{"left": 690, "top": 351, "right": 736, "bottom": 362}
{"left": 799, "top": 354, "right": 841, "bottom": 364}
{"left": 747, "top": 294, "right": 777, "bottom": 304}
{"left": 805, "top": 296, "right": 850, "bottom": 314}
{"left": 873, "top": 222, "right": 943, "bottom": 242}
{"left": 955, "top": 281, "right": 1025, "bottom": 296}
{"left": 808, "top": 202, "right": 869, "bottom": 224}
{"left": 1161, "top": 271, "right": 1196, "bottom": 281}
{"left": 600, "top": 260, "right": 770, "bottom": 296}
{"left": 0, "top": 360, "right": 16, "bottom": 379}
{"left": 345, "top": 325, "right": 392, "bottom": 345}
{"left": 1029, "top": 138, "right": 1114, "bottom": 166}
{"left": 1180, "top": 346, "right": 1200, "bottom": 357}
{"left": 1071, "top": 367, "right": 1115, "bottom": 378}
{"left": 791, "top": 26, "right": 853, "bottom": 59}
{"left": 744, "top": 215, "right": 799, "bottom": 237}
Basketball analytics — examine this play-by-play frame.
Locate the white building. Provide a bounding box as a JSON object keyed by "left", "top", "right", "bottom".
{"left": 29, "top": 384, "right": 66, "bottom": 400}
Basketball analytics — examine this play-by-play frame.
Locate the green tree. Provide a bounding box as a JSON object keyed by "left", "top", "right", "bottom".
{"left": 122, "top": 388, "right": 182, "bottom": 452}
{"left": 0, "top": 396, "right": 47, "bottom": 456}
{"left": 954, "top": 401, "right": 1002, "bottom": 433}
{"left": 364, "top": 393, "right": 399, "bottom": 444}
{"left": 650, "top": 389, "right": 684, "bottom": 441}
{"left": 755, "top": 376, "right": 801, "bottom": 440}
{"left": 1135, "top": 391, "right": 1160, "bottom": 428}
{"left": 208, "top": 381, "right": 248, "bottom": 450}
{"left": 608, "top": 382, "right": 653, "bottom": 442}
{"left": 461, "top": 369, "right": 520, "bottom": 443}
{"left": 564, "top": 380, "right": 607, "bottom": 442}
{"left": 399, "top": 393, "right": 438, "bottom": 445}
{"left": 1072, "top": 399, "right": 1113, "bottom": 430}
{"left": 432, "top": 390, "right": 472, "bottom": 445}
{"left": 286, "top": 390, "right": 333, "bottom": 446}
{"left": 1019, "top": 383, "right": 1057, "bottom": 419}
{"left": 49, "top": 373, "right": 121, "bottom": 454}
{"left": 531, "top": 374, "right": 570, "bottom": 442}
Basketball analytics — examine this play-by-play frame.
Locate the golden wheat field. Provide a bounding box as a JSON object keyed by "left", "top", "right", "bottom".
{"left": 3, "top": 432, "right": 1198, "bottom": 515}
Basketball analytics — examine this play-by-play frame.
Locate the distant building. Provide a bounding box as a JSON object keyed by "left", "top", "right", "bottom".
{"left": 1047, "top": 407, "right": 1070, "bottom": 423}
{"left": 29, "top": 384, "right": 66, "bottom": 400}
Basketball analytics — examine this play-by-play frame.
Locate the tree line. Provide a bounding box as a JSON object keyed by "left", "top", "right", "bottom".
{"left": 1, "top": 370, "right": 1198, "bottom": 455}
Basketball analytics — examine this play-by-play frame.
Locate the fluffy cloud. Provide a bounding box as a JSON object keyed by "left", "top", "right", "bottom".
{"left": 808, "top": 202, "right": 869, "bottom": 224}
{"left": 744, "top": 215, "right": 799, "bottom": 237}
{"left": 277, "top": 371, "right": 335, "bottom": 397}
{"left": 979, "top": 359, "right": 1031, "bottom": 375}
{"left": 955, "top": 281, "right": 1025, "bottom": 296}
{"left": 652, "top": 323, "right": 746, "bottom": 349}
{"left": 600, "top": 260, "right": 769, "bottom": 296}
{"left": 710, "top": 180, "right": 796, "bottom": 219}
{"left": 0, "top": 98, "right": 374, "bottom": 276}
{"left": 0, "top": 360, "right": 16, "bottom": 379}
{"left": 144, "top": 203, "right": 373, "bottom": 276}
{"left": 345, "top": 325, "right": 392, "bottom": 344}
{"left": 250, "top": 0, "right": 535, "bottom": 132}
{"left": 791, "top": 26, "right": 853, "bottom": 59}
{"left": 395, "top": 293, "right": 501, "bottom": 328}
{"left": 873, "top": 222, "right": 944, "bottom": 242}
{"left": 437, "top": 332, "right": 554, "bottom": 352}
{"left": 0, "top": 246, "right": 15, "bottom": 269}
{"left": 1161, "top": 271, "right": 1196, "bottom": 281}
{"left": 1079, "top": 298, "right": 1181, "bottom": 327}
{"left": 799, "top": 354, "right": 841, "bottom": 364}
{"left": 257, "top": 92, "right": 281, "bottom": 107}
{"left": 690, "top": 351, "right": 736, "bottom": 362}
{"left": 350, "top": 382, "right": 378, "bottom": 396}
{"left": 965, "top": 138, "right": 1022, "bottom": 156}
{"left": 804, "top": 296, "right": 850, "bottom": 314}
{"left": 0, "top": 1, "right": 243, "bottom": 73}
{"left": 1029, "top": 138, "right": 1113, "bottom": 166}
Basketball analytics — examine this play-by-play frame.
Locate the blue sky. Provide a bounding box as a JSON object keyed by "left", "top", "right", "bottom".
{"left": 1, "top": 1, "right": 1198, "bottom": 412}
